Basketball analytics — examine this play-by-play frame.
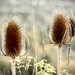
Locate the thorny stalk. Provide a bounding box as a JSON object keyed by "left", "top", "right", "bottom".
{"left": 11, "top": 59, "right": 16, "bottom": 75}
{"left": 66, "top": 44, "right": 71, "bottom": 75}
{"left": 57, "top": 45, "right": 62, "bottom": 75}
{"left": 65, "top": 23, "right": 72, "bottom": 75}
{"left": 32, "top": 2, "right": 38, "bottom": 75}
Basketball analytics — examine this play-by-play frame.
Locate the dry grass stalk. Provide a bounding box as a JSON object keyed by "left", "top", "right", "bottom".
{"left": 32, "top": 7, "right": 38, "bottom": 75}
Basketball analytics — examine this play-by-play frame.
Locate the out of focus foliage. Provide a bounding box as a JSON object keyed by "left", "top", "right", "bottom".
{"left": 36, "top": 60, "right": 56, "bottom": 75}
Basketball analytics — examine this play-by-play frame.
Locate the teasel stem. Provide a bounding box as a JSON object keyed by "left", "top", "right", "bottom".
{"left": 32, "top": 5, "right": 38, "bottom": 75}
{"left": 66, "top": 43, "right": 71, "bottom": 75}
{"left": 57, "top": 44, "right": 62, "bottom": 75}
{"left": 11, "top": 58, "right": 16, "bottom": 75}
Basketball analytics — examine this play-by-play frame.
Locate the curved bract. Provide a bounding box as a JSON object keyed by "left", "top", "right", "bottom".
{"left": 69, "top": 18, "right": 75, "bottom": 37}
{"left": 5, "top": 20, "right": 22, "bottom": 59}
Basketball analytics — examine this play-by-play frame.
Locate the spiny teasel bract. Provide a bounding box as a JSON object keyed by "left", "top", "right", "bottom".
{"left": 5, "top": 20, "right": 22, "bottom": 59}
{"left": 69, "top": 17, "right": 75, "bottom": 37}
{"left": 50, "top": 13, "right": 69, "bottom": 45}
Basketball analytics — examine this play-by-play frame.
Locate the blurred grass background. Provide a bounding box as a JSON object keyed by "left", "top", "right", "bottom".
{"left": 0, "top": 0, "right": 75, "bottom": 75}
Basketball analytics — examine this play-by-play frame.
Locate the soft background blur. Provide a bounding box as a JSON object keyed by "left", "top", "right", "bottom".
{"left": 0, "top": 0, "right": 75, "bottom": 75}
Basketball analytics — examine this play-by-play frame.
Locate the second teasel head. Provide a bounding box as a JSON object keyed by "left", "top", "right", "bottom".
{"left": 49, "top": 13, "right": 70, "bottom": 45}
{"left": 5, "top": 20, "right": 22, "bottom": 59}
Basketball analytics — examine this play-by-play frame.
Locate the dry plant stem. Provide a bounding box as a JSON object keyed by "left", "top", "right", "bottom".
{"left": 32, "top": 3, "right": 38, "bottom": 75}
{"left": 24, "top": 26, "right": 28, "bottom": 75}
{"left": 25, "top": 53, "right": 28, "bottom": 75}
{"left": 31, "top": 3, "right": 35, "bottom": 75}
{"left": 66, "top": 44, "right": 71, "bottom": 75}
{"left": 42, "top": 33, "right": 46, "bottom": 69}
{"left": 11, "top": 59, "right": 16, "bottom": 75}
{"left": 33, "top": 15, "right": 38, "bottom": 75}
{"left": 42, "top": 33, "right": 45, "bottom": 59}
{"left": 57, "top": 45, "right": 62, "bottom": 75}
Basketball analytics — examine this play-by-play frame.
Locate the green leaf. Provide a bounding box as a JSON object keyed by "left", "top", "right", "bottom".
{"left": 36, "top": 60, "right": 56, "bottom": 75}
{"left": 37, "top": 70, "right": 49, "bottom": 75}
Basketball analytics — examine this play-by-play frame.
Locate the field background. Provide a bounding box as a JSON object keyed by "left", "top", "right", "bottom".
{"left": 0, "top": 0, "right": 75, "bottom": 75}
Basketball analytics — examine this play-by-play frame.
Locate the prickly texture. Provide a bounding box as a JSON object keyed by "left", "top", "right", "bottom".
{"left": 52, "top": 14, "right": 68, "bottom": 44}
{"left": 5, "top": 20, "right": 21, "bottom": 59}
{"left": 70, "top": 18, "right": 75, "bottom": 36}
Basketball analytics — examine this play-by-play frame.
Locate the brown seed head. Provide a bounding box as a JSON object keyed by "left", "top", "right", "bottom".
{"left": 5, "top": 20, "right": 22, "bottom": 59}
{"left": 51, "top": 14, "right": 69, "bottom": 44}
{"left": 69, "top": 18, "right": 75, "bottom": 37}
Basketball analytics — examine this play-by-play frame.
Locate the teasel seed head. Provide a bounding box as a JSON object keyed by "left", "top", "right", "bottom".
{"left": 5, "top": 20, "right": 22, "bottom": 59}
{"left": 69, "top": 17, "right": 75, "bottom": 37}
{"left": 49, "top": 13, "right": 69, "bottom": 45}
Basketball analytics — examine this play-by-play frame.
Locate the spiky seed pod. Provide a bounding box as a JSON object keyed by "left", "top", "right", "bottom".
{"left": 69, "top": 18, "right": 75, "bottom": 37}
{"left": 5, "top": 20, "right": 22, "bottom": 59}
{"left": 50, "top": 14, "right": 69, "bottom": 45}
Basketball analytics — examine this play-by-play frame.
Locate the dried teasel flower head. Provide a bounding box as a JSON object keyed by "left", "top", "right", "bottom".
{"left": 69, "top": 17, "right": 75, "bottom": 37}
{"left": 49, "top": 12, "right": 70, "bottom": 45}
{"left": 5, "top": 19, "right": 22, "bottom": 59}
